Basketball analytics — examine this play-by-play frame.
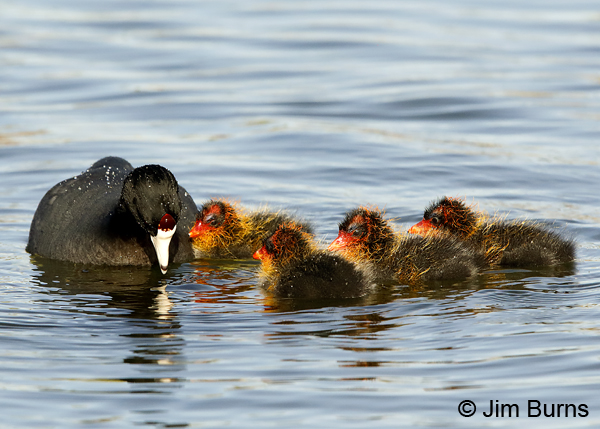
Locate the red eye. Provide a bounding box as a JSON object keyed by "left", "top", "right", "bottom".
{"left": 159, "top": 214, "right": 176, "bottom": 231}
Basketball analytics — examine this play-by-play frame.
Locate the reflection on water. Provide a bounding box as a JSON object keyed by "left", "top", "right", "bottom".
{"left": 26, "top": 249, "right": 583, "bottom": 328}
{"left": 29, "top": 256, "right": 187, "bottom": 395}
{"left": 30, "top": 256, "right": 176, "bottom": 318}
{"left": 30, "top": 253, "right": 577, "bottom": 335}
{"left": 189, "top": 259, "right": 258, "bottom": 305}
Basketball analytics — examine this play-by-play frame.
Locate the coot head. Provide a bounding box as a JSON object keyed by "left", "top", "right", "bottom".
{"left": 188, "top": 199, "right": 243, "bottom": 248}
{"left": 327, "top": 207, "right": 395, "bottom": 262}
{"left": 253, "top": 223, "right": 313, "bottom": 273}
{"left": 409, "top": 196, "right": 478, "bottom": 238}
{"left": 120, "top": 165, "right": 182, "bottom": 273}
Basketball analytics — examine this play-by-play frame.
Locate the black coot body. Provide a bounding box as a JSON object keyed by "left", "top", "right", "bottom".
{"left": 26, "top": 157, "right": 197, "bottom": 271}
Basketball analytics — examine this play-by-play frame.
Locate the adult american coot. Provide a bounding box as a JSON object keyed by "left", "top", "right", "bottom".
{"left": 408, "top": 196, "right": 576, "bottom": 267}
{"left": 189, "top": 198, "right": 313, "bottom": 259}
{"left": 328, "top": 206, "right": 485, "bottom": 284}
{"left": 27, "top": 156, "right": 197, "bottom": 273}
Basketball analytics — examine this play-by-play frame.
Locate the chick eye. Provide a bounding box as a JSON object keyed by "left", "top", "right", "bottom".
{"left": 204, "top": 214, "right": 220, "bottom": 227}
{"left": 348, "top": 223, "right": 365, "bottom": 237}
{"left": 430, "top": 216, "right": 441, "bottom": 226}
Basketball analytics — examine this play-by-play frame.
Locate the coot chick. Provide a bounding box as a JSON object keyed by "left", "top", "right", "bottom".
{"left": 189, "top": 199, "right": 313, "bottom": 259}
{"left": 253, "top": 222, "right": 374, "bottom": 299}
{"left": 27, "top": 156, "right": 197, "bottom": 273}
{"left": 408, "top": 196, "right": 576, "bottom": 267}
{"left": 328, "top": 207, "right": 485, "bottom": 284}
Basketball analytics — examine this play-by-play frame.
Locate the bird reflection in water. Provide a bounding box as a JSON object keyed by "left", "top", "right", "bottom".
{"left": 188, "top": 259, "right": 259, "bottom": 306}
{"left": 186, "top": 256, "right": 575, "bottom": 315}
{"left": 29, "top": 256, "right": 186, "bottom": 389}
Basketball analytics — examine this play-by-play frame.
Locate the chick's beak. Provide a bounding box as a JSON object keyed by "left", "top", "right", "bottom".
{"left": 327, "top": 231, "right": 355, "bottom": 252}
{"left": 253, "top": 245, "right": 268, "bottom": 260}
{"left": 408, "top": 219, "right": 433, "bottom": 235}
{"left": 188, "top": 219, "right": 206, "bottom": 239}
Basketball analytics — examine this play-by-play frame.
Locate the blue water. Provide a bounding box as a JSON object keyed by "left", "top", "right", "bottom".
{"left": 1, "top": 0, "right": 600, "bottom": 427}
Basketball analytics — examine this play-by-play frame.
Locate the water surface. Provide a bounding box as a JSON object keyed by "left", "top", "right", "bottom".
{"left": 1, "top": 0, "right": 600, "bottom": 427}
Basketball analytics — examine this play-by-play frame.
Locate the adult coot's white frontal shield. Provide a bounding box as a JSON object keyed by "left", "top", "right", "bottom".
{"left": 151, "top": 213, "right": 177, "bottom": 274}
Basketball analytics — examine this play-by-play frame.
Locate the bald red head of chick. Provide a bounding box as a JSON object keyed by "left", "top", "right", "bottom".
{"left": 409, "top": 197, "right": 478, "bottom": 239}
{"left": 189, "top": 199, "right": 243, "bottom": 251}
{"left": 328, "top": 207, "right": 395, "bottom": 263}
{"left": 253, "top": 222, "right": 312, "bottom": 266}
